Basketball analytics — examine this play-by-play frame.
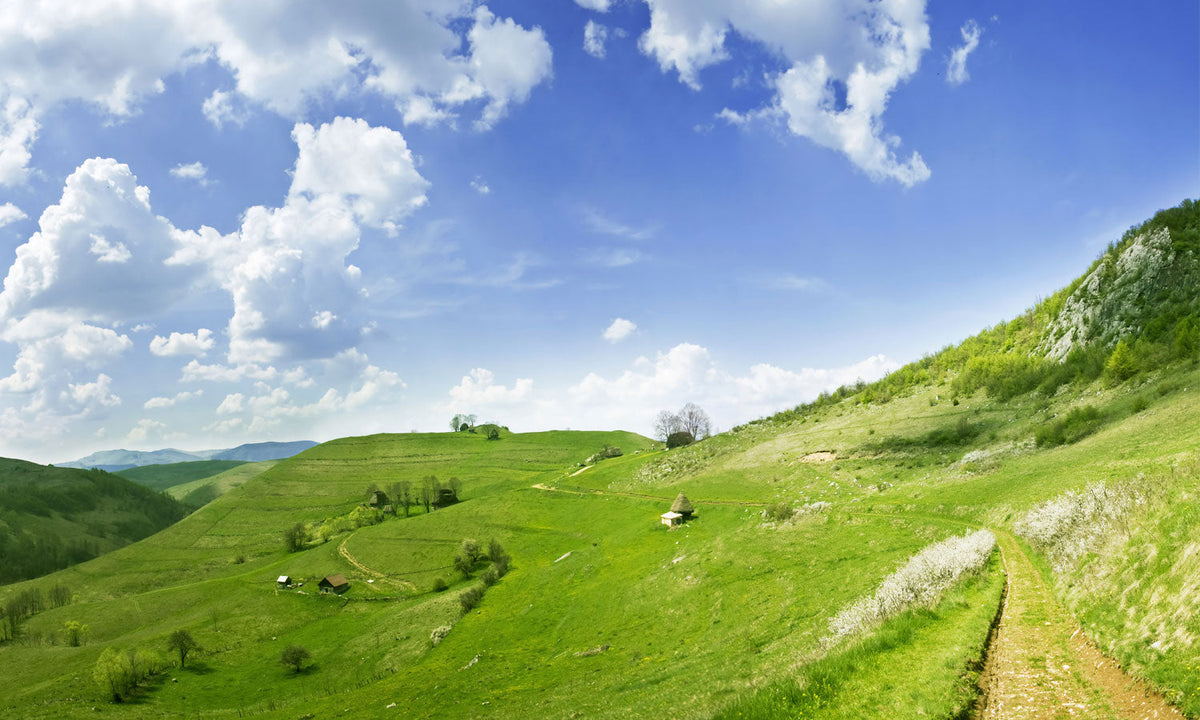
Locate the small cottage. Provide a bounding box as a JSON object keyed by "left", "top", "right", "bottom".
{"left": 318, "top": 574, "right": 350, "bottom": 594}
{"left": 670, "top": 493, "right": 695, "bottom": 519}
{"left": 277, "top": 575, "right": 292, "bottom": 589}
{"left": 661, "top": 511, "right": 683, "bottom": 527}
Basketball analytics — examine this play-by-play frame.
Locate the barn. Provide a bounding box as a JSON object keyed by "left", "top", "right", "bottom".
{"left": 318, "top": 574, "right": 349, "bottom": 594}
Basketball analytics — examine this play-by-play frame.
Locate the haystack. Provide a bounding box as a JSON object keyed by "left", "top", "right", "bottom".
{"left": 670, "top": 493, "right": 694, "bottom": 518}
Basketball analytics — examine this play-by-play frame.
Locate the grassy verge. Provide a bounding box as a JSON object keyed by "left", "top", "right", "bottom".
{"left": 713, "top": 552, "right": 1005, "bottom": 720}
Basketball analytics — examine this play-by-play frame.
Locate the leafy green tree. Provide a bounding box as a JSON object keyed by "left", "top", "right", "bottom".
{"left": 1104, "top": 339, "right": 1138, "bottom": 384}
{"left": 280, "top": 644, "right": 312, "bottom": 673}
{"left": 167, "top": 629, "right": 199, "bottom": 668}
{"left": 93, "top": 647, "right": 133, "bottom": 702}
{"left": 64, "top": 620, "right": 89, "bottom": 647}
{"left": 283, "top": 522, "right": 307, "bottom": 553}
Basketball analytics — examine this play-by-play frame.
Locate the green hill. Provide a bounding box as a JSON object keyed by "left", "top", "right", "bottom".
{"left": 0, "top": 461, "right": 188, "bottom": 585}
{"left": 165, "top": 460, "right": 280, "bottom": 507}
{"left": 0, "top": 201, "right": 1195, "bottom": 718}
{"left": 117, "top": 460, "right": 248, "bottom": 493}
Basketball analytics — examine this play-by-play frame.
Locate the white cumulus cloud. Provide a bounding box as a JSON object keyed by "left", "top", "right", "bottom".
{"left": 144, "top": 389, "right": 202, "bottom": 410}
{"left": 946, "top": 20, "right": 982, "bottom": 86}
{"left": 449, "top": 368, "right": 533, "bottom": 408}
{"left": 0, "top": 202, "right": 25, "bottom": 227}
{"left": 603, "top": 318, "right": 637, "bottom": 342}
{"left": 149, "top": 329, "right": 215, "bottom": 357}
{"left": 170, "top": 161, "right": 210, "bottom": 185}
{"left": 575, "top": 0, "right": 612, "bottom": 11}
{"left": 640, "top": 0, "right": 932, "bottom": 185}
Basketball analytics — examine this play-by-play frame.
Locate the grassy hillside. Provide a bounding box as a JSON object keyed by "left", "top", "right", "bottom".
{"left": 165, "top": 460, "right": 280, "bottom": 506}
{"left": 0, "top": 201, "right": 1194, "bottom": 718}
{"left": 117, "top": 460, "right": 247, "bottom": 493}
{"left": 0, "top": 461, "right": 188, "bottom": 585}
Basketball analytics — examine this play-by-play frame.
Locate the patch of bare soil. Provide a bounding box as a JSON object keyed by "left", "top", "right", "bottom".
{"left": 800, "top": 451, "right": 837, "bottom": 463}
{"left": 975, "top": 533, "right": 1183, "bottom": 720}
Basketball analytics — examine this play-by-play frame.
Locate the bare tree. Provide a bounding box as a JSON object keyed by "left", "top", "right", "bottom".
{"left": 653, "top": 410, "right": 682, "bottom": 442}
{"left": 677, "top": 402, "right": 711, "bottom": 440}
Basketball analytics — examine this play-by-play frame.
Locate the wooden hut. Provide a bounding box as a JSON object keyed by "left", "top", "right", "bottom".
{"left": 368, "top": 490, "right": 389, "bottom": 508}
{"left": 277, "top": 575, "right": 292, "bottom": 589}
{"left": 670, "top": 493, "right": 694, "bottom": 519}
{"left": 660, "top": 511, "right": 683, "bottom": 527}
{"left": 318, "top": 574, "right": 349, "bottom": 594}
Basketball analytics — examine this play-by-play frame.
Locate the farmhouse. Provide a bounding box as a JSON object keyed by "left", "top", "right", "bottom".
{"left": 276, "top": 575, "right": 292, "bottom": 589}
{"left": 661, "top": 511, "right": 683, "bottom": 527}
{"left": 318, "top": 574, "right": 349, "bottom": 594}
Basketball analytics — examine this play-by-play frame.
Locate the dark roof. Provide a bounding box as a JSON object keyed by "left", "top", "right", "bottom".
{"left": 318, "top": 574, "right": 349, "bottom": 588}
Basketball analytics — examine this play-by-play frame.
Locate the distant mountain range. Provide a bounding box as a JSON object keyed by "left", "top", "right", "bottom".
{"left": 57, "top": 440, "right": 318, "bottom": 472}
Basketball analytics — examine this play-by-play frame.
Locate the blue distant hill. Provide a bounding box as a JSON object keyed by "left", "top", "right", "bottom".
{"left": 58, "top": 440, "right": 317, "bottom": 471}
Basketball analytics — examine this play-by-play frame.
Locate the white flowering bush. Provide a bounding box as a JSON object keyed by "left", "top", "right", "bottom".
{"left": 1014, "top": 481, "right": 1142, "bottom": 572}
{"left": 430, "top": 625, "right": 452, "bottom": 647}
{"left": 826, "top": 529, "right": 996, "bottom": 644}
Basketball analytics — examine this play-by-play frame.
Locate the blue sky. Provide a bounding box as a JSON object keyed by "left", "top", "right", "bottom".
{"left": 0, "top": 0, "right": 1195, "bottom": 463}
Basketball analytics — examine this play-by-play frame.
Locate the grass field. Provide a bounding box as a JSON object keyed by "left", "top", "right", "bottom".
{"left": 0, "top": 362, "right": 1195, "bottom": 719}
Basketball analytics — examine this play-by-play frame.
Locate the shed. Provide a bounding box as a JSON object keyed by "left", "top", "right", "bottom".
{"left": 277, "top": 575, "right": 292, "bottom": 589}
{"left": 368, "top": 490, "right": 389, "bottom": 508}
{"left": 318, "top": 574, "right": 349, "bottom": 594}
{"left": 670, "top": 493, "right": 695, "bottom": 518}
{"left": 661, "top": 511, "right": 683, "bottom": 527}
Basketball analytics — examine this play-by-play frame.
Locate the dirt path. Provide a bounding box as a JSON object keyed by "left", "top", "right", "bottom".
{"left": 337, "top": 534, "right": 418, "bottom": 592}
{"left": 975, "top": 532, "right": 1183, "bottom": 720}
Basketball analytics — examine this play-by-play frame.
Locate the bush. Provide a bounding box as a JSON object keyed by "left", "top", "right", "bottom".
{"left": 431, "top": 577, "right": 449, "bottom": 592}
{"left": 1014, "top": 482, "right": 1140, "bottom": 572}
{"left": 459, "top": 585, "right": 485, "bottom": 614}
{"left": 666, "top": 431, "right": 695, "bottom": 449}
{"left": 1035, "top": 405, "right": 1103, "bottom": 447}
{"left": 826, "top": 529, "right": 995, "bottom": 644}
{"left": 429, "top": 625, "right": 452, "bottom": 647}
{"left": 481, "top": 567, "right": 499, "bottom": 587}
{"left": 764, "top": 502, "right": 794, "bottom": 523}
{"left": 283, "top": 523, "right": 307, "bottom": 553}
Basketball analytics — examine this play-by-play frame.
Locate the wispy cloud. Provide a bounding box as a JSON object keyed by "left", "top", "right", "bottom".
{"left": 582, "top": 207, "right": 656, "bottom": 241}
{"left": 765, "top": 273, "right": 829, "bottom": 292}
{"left": 946, "top": 20, "right": 982, "bottom": 86}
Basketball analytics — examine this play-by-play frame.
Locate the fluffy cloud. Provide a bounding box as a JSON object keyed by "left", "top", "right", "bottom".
{"left": 584, "top": 21, "right": 610, "bottom": 59}
{"left": 641, "top": 0, "right": 931, "bottom": 185}
{"left": 444, "top": 343, "right": 899, "bottom": 438}
{"left": 126, "top": 418, "right": 167, "bottom": 443}
{"left": 171, "top": 117, "right": 429, "bottom": 367}
{"left": 0, "top": 202, "right": 25, "bottom": 227}
{"left": 143, "top": 389, "right": 202, "bottom": 410}
{"left": 149, "top": 329, "right": 215, "bottom": 357}
{"left": 169, "top": 161, "right": 210, "bottom": 185}
{"left": 575, "top": 0, "right": 612, "bottom": 10}
{"left": 0, "top": 1, "right": 553, "bottom": 181}
{"left": 449, "top": 368, "right": 533, "bottom": 408}
{"left": 946, "top": 20, "right": 982, "bottom": 86}
{"left": 603, "top": 318, "right": 637, "bottom": 342}
{"left": 0, "top": 158, "right": 201, "bottom": 324}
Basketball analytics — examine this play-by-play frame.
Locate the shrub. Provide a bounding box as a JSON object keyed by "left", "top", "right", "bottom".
{"left": 429, "top": 625, "right": 452, "bottom": 647}
{"left": 280, "top": 644, "right": 312, "bottom": 673}
{"left": 481, "top": 567, "right": 499, "bottom": 587}
{"left": 1035, "top": 405, "right": 1103, "bottom": 447}
{"left": 459, "top": 585, "right": 485, "bottom": 614}
{"left": 283, "top": 523, "right": 307, "bottom": 553}
{"left": 666, "top": 431, "right": 695, "bottom": 449}
{"left": 431, "top": 577, "right": 449, "bottom": 592}
{"left": 1014, "top": 482, "right": 1141, "bottom": 572}
{"left": 764, "top": 502, "right": 794, "bottom": 523}
{"left": 826, "top": 529, "right": 995, "bottom": 644}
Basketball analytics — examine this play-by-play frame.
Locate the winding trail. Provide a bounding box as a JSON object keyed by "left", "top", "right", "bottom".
{"left": 337, "top": 533, "right": 418, "bottom": 592}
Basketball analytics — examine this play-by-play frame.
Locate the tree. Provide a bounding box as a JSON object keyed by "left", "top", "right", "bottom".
{"left": 388, "top": 480, "right": 413, "bottom": 517}
{"left": 450, "top": 413, "right": 477, "bottom": 432}
{"left": 280, "top": 644, "right": 312, "bottom": 674}
{"left": 420, "top": 475, "right": 440, "bottom": 513}
{"left": 447, "top": 477, "right": 462, "bottom": 503}
{"left": 167, "top": 629, "right": 199, "bottom": 668}
{"left": 666, "top": 431, "right": 695, "bottom": 449}
{"left": 1104, "top": 339, "right": 1138, "bottom": 384}
{"left": 283, "top": 522, "right": 307, "bottom": 553}
{"left": 64, "top": 620, "right": 89, "bottom": 647}
{"left": 677, "top": 402, "right": 712, "bottom": 440}
{"left": 653, "top": 410, "right": 682, "bottom": 442}
{"left": 94, "top": 647, "right": 133, "bottom": 702}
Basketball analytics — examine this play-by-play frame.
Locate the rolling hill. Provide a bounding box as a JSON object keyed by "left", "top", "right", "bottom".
{"left": 0, "top": 200, "right": 1195, "bottom": 719}
{"left": 58, "top": 440, "right": 318, "bottom": 472}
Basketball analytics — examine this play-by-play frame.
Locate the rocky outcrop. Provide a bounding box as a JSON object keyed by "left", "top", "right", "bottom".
{"left": 1038, "top": 227, "right": 1175, "bottom": 360}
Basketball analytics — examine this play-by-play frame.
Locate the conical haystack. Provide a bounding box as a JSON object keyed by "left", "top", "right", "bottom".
{"left": 670, "top": 493, "right": 694, "bottom": 518}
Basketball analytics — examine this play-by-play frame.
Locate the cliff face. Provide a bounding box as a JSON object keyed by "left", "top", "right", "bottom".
{"left": 1038, "top": 227, "right": 1177, "bottom": 360}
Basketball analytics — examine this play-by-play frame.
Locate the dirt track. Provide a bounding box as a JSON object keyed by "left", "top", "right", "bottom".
{"left": 975, "top": 533, "right": 1183, "bottom": 720}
